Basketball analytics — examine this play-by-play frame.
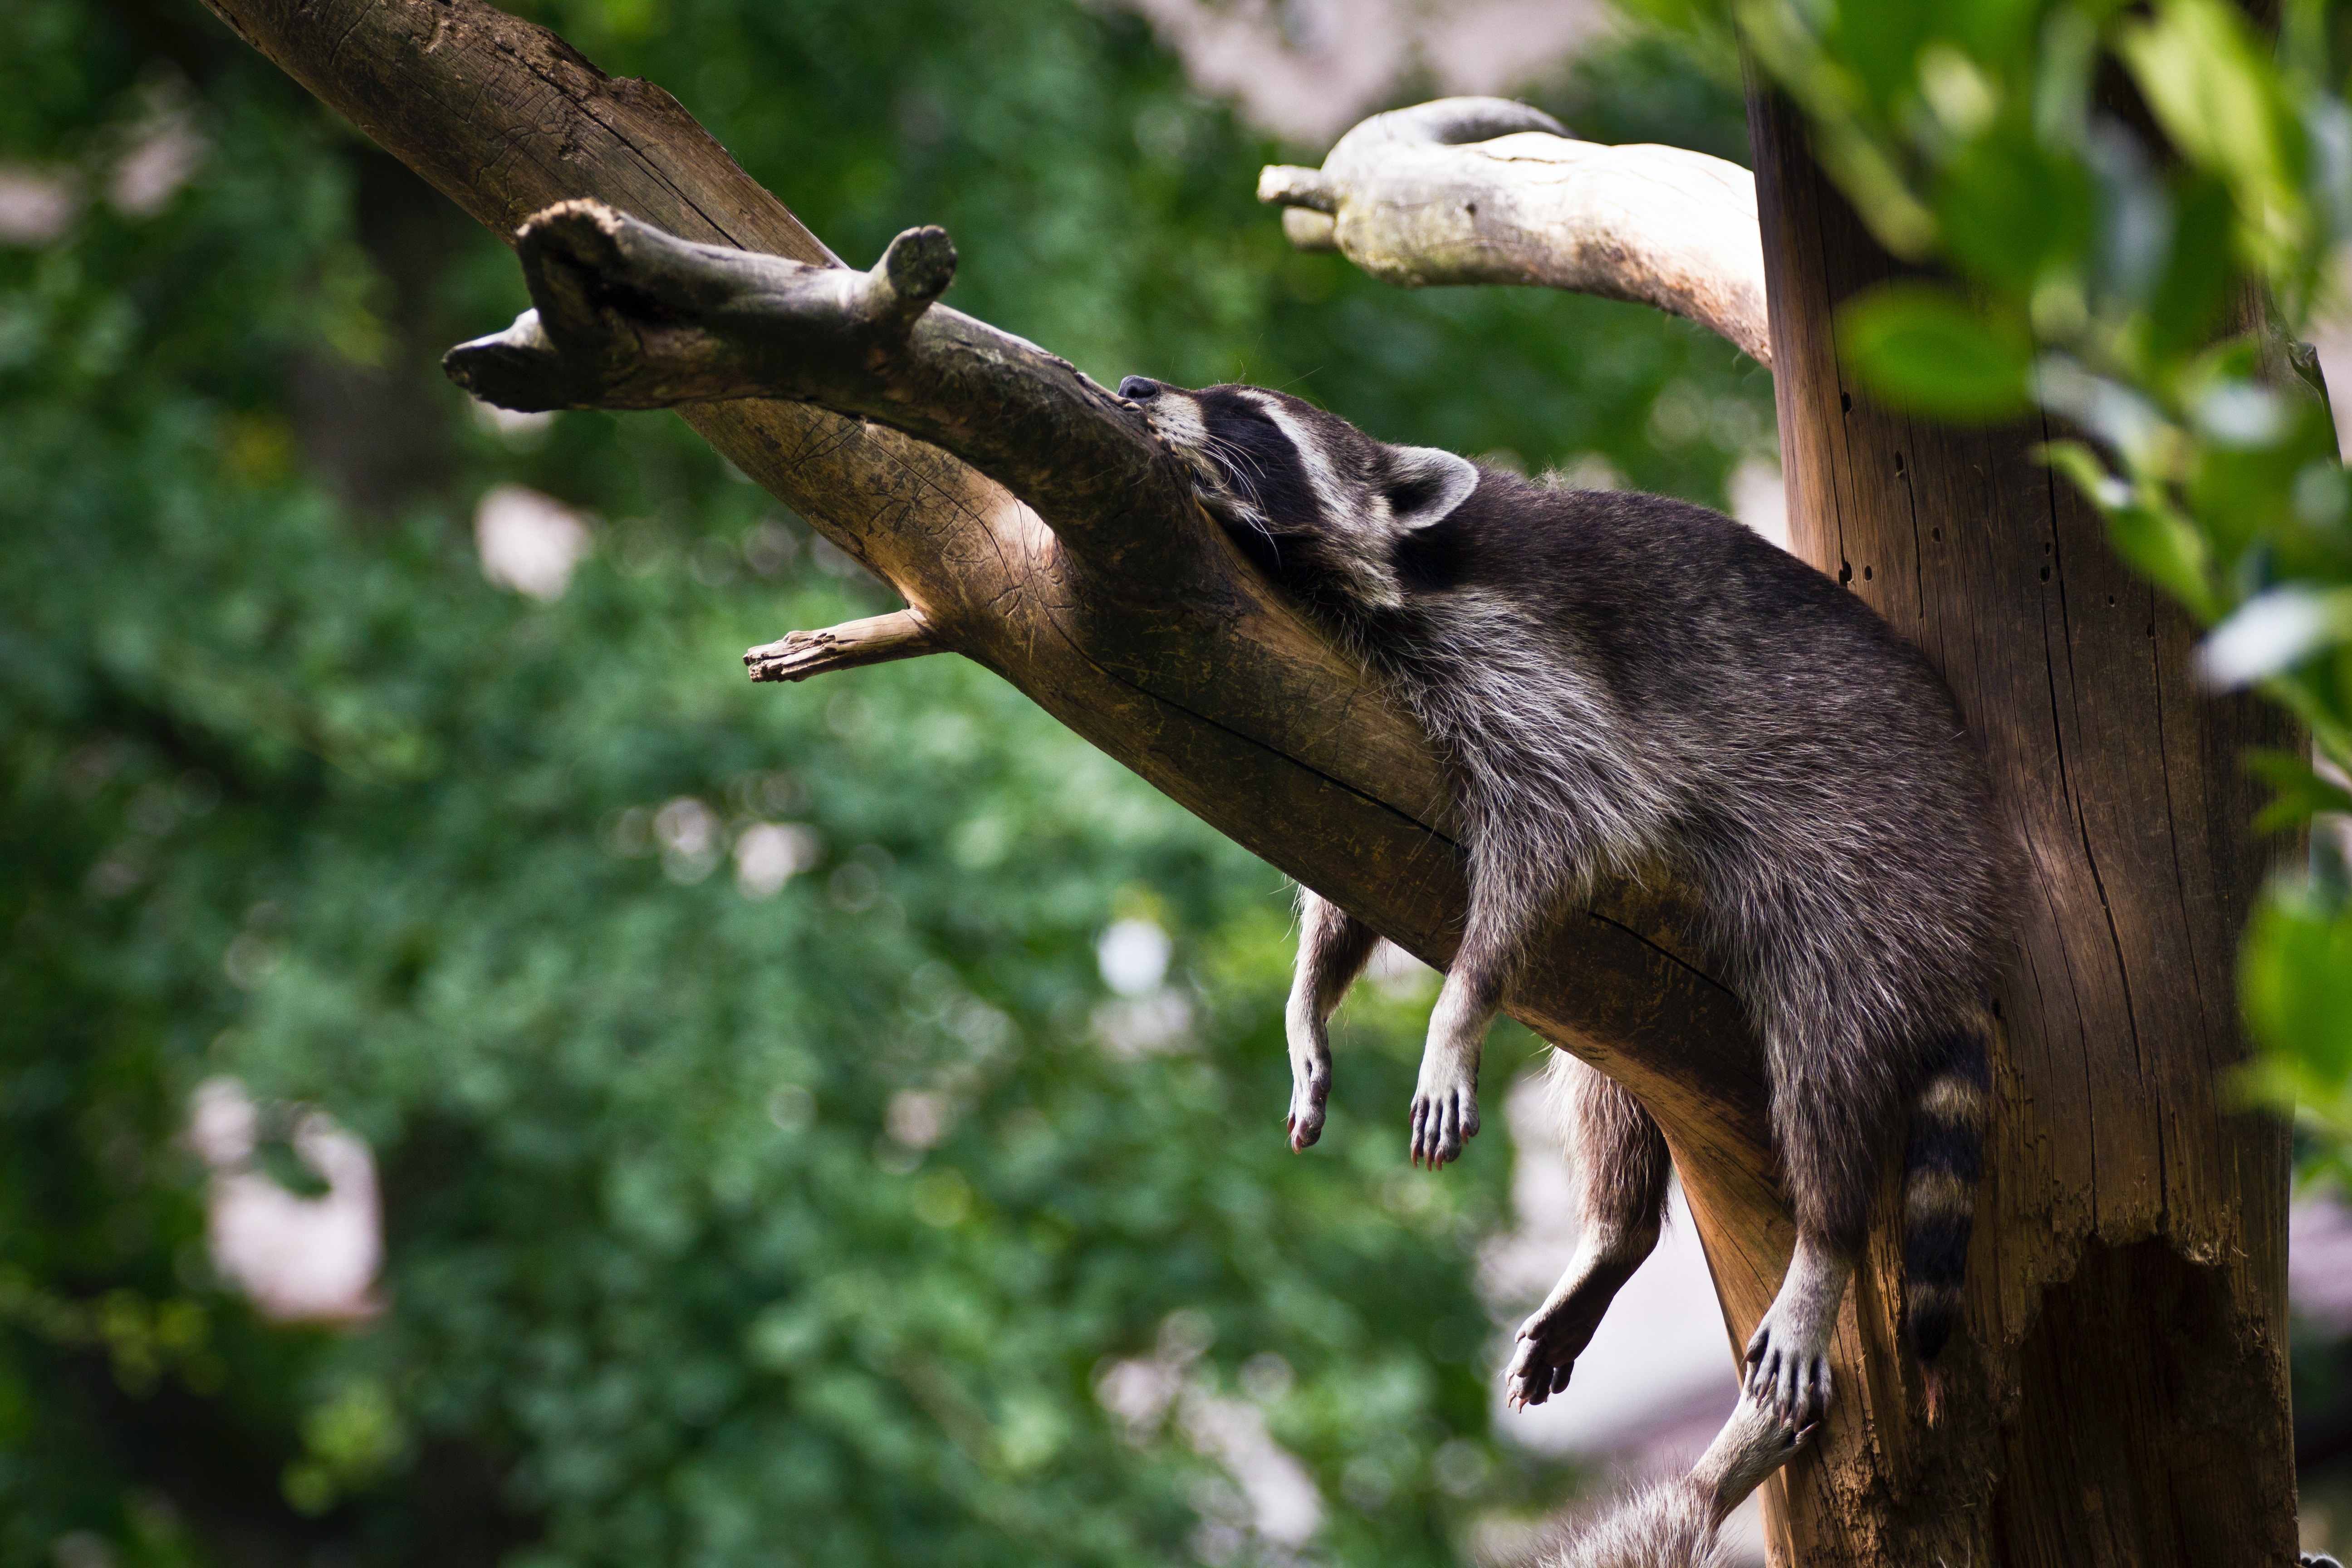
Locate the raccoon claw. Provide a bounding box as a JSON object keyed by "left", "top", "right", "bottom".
{"left": 1695, "top": 1383, "right": 1822, "bottom": 1509}
{"left": 1284, "top": 1082, "right": 1328, "bottom": 1152}
{"left": 1742, "top": 1320, "right": 1834, "bottom": 1428}
{"left": 1504, "top": 1328, "right": 1576, "bottom": 1409}
{"left": 1284, "top": 1030, "right": 1332, "bottom": 1152}
{"left": 1407, "top": 1082, "right": 1479, "bottom": 1168}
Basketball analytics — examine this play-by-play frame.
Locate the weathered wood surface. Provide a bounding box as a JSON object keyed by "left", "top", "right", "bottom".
{"left": 1744, "top": 86, "right": 2298, "bottom": 1567}
{"left": 1257, "top": 97, "right": 1771, "bottom": 366}
{"left": 192, "top": 0, "right": 1796, "bottom": 1349}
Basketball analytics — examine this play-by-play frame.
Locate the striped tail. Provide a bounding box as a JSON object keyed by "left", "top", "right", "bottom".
{"left": 1902, "top": 1022, "right": 1989, "bottom": 1420}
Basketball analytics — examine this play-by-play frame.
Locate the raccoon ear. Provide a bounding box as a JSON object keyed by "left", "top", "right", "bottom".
{"left": 1383, "top": 446, "right": 1480, "bottom": 530}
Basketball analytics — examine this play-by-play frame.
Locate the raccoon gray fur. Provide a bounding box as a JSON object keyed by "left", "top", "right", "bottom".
{"left": 1117, "top": 375, "right": 2010, "bottom": 1425}
{"left": 1547, "top": 1388, "right": 1812, "bottom": 1568}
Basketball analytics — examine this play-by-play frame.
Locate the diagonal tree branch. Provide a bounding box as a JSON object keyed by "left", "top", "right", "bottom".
{"left": 193, "top": 0, "right": 1794, "bottom": 1341}
{"left": 1258, "top": 97, "right": 1772, "bottom": 367}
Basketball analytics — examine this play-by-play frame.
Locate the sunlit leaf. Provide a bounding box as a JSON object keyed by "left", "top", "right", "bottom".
{"left": 2198, "top": 584, "right": 2352, "bottom": 686}
{"left": 2043, "top": 440, "right": 2221, "bottom": 617}
{"left": 2117, "top": 0, "right": 2307, "bottom": 265}
{"left": 2240, "top": 882, "right": 2352, "bottom": 1107}
{"left": 2244, "top": 749, "right": 2352, "bottom": 834}
{"left": 1838, "top": 283, "right": 2032, "bottom": 420}
{"left": 1938, "top": 127, "right": 2093, "bottom": 291}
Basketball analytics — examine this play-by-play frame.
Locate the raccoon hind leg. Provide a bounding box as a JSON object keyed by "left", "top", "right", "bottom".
{"left": 1548, "top": 1382, "right": 1815, "bottom": 1568}
{"left": 1506, "top": 1054, "right": 1670, "bottom": 1408}
{"left": 1284, "top": 888, "right": 1381, "bottom": 1150}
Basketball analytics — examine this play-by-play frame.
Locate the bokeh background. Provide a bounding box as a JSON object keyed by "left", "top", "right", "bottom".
{"left": 3, "top": 0, "right": 2344, "bottom": 1565}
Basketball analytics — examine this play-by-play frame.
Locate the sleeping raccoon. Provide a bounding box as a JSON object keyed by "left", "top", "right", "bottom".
{"left": 1117, "top": 375, "right": 2010, "bottom": 1428}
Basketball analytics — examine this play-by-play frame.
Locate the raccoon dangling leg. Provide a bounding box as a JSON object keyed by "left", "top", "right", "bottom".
{"left": 1410, "top": 967, "right": 1493, "bottom": 1167}
{"left": 1741, "top": 1019, "right": 1993, "bottom": 1425}
{"left": 1282, "top": 889, "right": 1381, "bottom": 1150}
{"left": 1506, "top": 1054, "right": 1671, "bottom": 1408}
{"left": 1549, "top": 1383, "right": 1815, "bottom": 1568}
{"left": 1410, "top": 860, "right": 1549, "bottom": 1167}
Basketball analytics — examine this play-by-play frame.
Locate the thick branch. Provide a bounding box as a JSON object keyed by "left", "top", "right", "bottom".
{"left": 446, "top": 201, "right": 1195, "bottom": 576}
{"left": 745, "top": 610, "right": 937, "bottom": 683}
{"left": 196, "top": 0, "right": 1789, "bottom": 1344}
{"left": 1259, "top": 97, "right": 1771, "bottom": 366}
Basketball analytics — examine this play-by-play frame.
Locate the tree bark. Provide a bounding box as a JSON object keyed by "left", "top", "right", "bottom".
{"left": 1741, "top": 87, "right": 2300, "bottom": 1567}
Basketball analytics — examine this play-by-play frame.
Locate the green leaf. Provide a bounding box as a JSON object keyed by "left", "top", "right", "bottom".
{"left": 2141, "top": 176, "right": 2238, "bottom": 361}
{"left": 1828, "top": 2, "right": 1940, "bottom": 106}
{"left": 1838, "top": 283, "right": 2033, "bottom": 420}
{"left": 2042, "top": 441, "right": 2220, "bottom": 618}
{"left": 2199, "top": 584, "right": 2352, "bottom": 686}
{"left": 2116, "top": 0, "right": 2298, "bottom": 196}
{"left": 2244, "top": 748, "right": 2352, "bottom": 834}
{"left": 2241, "top": 882, "right": 2352, "bottom": 1107}
{"left": 1938, "top": 127, "right": 2094, "bottom": 292}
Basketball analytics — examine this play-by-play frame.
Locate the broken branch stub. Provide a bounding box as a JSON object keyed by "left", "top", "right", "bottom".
{"left": 1259, "top": 97, "right": 1772, "bottom": 367}
{"left": 745, "top": 610, "right": 937, "bottom": 683}
{"left": 446, "top": 201, "right": 1201, "bottom": 583}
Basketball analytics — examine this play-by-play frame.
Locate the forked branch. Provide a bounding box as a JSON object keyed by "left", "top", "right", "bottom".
{"left": 446, "top": 200, "right": 1197, "bottom": 573}
{"left": 1259, "top": 97, "right": 1771, "bottom": 366}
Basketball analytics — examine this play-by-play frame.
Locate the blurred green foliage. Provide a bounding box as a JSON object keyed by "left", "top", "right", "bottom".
{"left": 1733, "top": 0, "right": 2352, "bottom": 1180}
{"left": 0, "top": 1, "right": 1767, "bottom": 1563}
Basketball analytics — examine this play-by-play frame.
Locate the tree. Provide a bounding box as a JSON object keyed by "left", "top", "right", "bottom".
{"left": 4, "top": 4, "right": 1776, "bottom": 1563}
{"left": 64, "top": 0, "right": 2311, "bottom": 1562}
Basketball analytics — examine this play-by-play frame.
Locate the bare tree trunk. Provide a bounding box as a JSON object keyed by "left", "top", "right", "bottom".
{"left": 1742, "top": 87, "right": 2300, "bottom": 1567}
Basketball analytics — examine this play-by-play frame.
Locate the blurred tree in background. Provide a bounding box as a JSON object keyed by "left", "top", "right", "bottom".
{"left": 0, "top": 2, "right": 1769, "bottom": 1563}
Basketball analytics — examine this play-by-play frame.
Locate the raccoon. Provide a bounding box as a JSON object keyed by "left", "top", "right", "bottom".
{"left": 1118, "top": 375, "right": 2011, "bottom": 1426}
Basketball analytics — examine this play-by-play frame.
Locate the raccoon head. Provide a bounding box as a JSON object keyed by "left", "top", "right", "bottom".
{"left": 1117, "top": 377, "right": 1480, "bottom": 611}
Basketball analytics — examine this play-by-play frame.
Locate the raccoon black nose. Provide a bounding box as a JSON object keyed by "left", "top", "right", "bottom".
{"left": 1118, "top": 377, "right": 1160, "bottom": 402}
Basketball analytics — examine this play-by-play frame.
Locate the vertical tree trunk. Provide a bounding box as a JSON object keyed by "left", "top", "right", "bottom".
{"left": 1742, "top": 86, "right": 2301, "bottom": 1566}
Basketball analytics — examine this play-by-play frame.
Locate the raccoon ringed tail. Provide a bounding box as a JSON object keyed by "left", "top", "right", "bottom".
{"left": 1903, "top": 1021, "right": 1990, "bottom": 1416}
{"left": 1545, "top": 1475, "right": 1734, "bottom": 1568}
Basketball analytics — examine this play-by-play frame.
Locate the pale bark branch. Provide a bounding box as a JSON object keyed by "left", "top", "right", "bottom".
{"left": 1259, "top": 97, "right": 1772, "bottom": 367}
{"left": 745, "top": 610, "right": 938, "bottom": 683}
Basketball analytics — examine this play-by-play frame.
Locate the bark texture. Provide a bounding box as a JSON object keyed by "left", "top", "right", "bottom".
{"left": 192, "top": 0, "right": 1796, "bottom": 1353}
{"left": 1741, "top": 88, "right": 2299, "bottom": 1567}
{"left": 1257, "top": 97, "right": 1771, "bottom": 366}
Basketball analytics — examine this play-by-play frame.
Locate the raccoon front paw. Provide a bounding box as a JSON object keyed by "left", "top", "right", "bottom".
{"left": 1284, "top": 1024, "right": 1332, "bottom": 1152}
{"left": 1407, "top": 1060, "right": 1479, "bottom": 1169}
